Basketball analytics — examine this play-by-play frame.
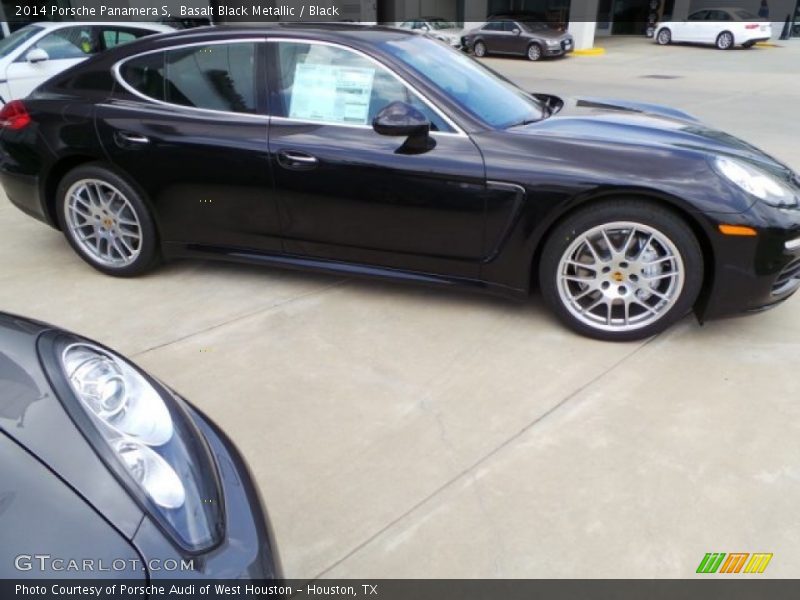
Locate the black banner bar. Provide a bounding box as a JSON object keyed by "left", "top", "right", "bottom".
{"left": 2, "top": 579, "right": 799, "bottom": 600}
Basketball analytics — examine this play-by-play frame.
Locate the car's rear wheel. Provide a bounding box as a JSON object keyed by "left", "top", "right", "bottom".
{"left": 539, "top": 200, "right": 703, "bottom": 341}
{"left": 526, "top": 43, "right": 543, "bottom": 61}
{"left": 473, "top": 40, "right": 487, "bottom": 57}
{"left": 716, "top": 31, "right": 734, "bottom": 49}
{"left": 656, "top": 28, "right": 671, "bottom": 45}
{"left": 56, "top": 163, "right": 159, "bottom": 277}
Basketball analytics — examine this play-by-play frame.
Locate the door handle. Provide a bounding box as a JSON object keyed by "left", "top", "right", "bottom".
{"left": 277, "top": 150, "right": 318, "bottom": 170}
{"left": 115, "top": 132, "right": 150, "bottom": 145}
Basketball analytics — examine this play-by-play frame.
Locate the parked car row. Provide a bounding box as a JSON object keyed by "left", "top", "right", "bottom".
{"left": 400, "top": 7, "right": 774, "bottom": 58}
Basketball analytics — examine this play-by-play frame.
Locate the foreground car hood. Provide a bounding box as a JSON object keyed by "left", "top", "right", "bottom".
{"left": 527, "top": 96, "right": 793, "bottom": 177}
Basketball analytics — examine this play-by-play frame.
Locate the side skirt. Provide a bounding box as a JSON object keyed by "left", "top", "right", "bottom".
{"left": 163, "top": 242, "right": 528, "bottom": 300}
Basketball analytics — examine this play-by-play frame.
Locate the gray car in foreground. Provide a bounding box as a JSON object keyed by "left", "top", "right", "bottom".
{"left": 463, "top": 20, "right": 574, "bottom": 60}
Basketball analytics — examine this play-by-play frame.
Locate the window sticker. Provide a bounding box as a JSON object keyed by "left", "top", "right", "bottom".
{"left": 289, "top": 63, "right": 375, "bottom": 125}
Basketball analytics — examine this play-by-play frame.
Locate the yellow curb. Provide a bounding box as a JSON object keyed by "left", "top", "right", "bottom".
{"left": 572, "top": 47, "right": 606, "bottom": 56}
{"left": 755, "top": 41, "right": 779, "bottom": 47}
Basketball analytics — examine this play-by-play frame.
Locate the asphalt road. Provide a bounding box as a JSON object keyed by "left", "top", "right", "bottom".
{"left": 1, "top": 36, "right": 798, "bottom": 578}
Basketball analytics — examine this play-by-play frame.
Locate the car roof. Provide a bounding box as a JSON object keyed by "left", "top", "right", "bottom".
{"left": 139, "top": 23, "right": 415, "bottom": 45}
{"left": 22, "top": 21, "right": 174, "bottom": 32}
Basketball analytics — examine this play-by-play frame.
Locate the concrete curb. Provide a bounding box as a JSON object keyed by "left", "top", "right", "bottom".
{"left": 572, "top": 47, "right": 606, "bottom": 56}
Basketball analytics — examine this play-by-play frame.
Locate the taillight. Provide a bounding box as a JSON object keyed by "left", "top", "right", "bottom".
{"left": 0, "top": 100, "right": 32, "bottom": 130}
{"left": 745, "top": 23, "right": 759, "bottom": 29}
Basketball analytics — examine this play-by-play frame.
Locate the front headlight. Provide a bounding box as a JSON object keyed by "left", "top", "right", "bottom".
{"left": 714, "top": 156, "right": 799, "bottom": 208}
{"left": 547, "top": 39, "right": 561, "bottom": 46}
{"left": 39, "top": 334, "right": 224, "bottom": 552}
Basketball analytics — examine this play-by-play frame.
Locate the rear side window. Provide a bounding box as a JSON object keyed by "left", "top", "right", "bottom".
{"left": 100, "top": 28, "right": 152, "bottom": 50}
{"left": 119, "top": 43, "right": 257, "bottom": 114}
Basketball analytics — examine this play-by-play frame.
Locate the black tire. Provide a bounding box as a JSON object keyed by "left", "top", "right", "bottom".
{"left": 473, "top": 40, "right": 487, "bottom": 57}
{"left": 538, "top": 199, "right": 703, "bottom": 342}
{"left": 526, "top": 43, "right": 543, "bottom": 61}
{"left": 56, "top": 162, "right": 160, "bottom": 277}
{"left": 656, "top": 28, "right": 671, "bottom": 45}
{"left": 716, "top": 31, "right": 734, "bottom": 49}
{"left": 742, "top": 40, "right": 755, "bottom": 48}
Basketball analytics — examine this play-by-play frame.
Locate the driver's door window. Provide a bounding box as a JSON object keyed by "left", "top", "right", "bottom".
{"left": 269, "top": 41, "right": 451, "bottom": 132}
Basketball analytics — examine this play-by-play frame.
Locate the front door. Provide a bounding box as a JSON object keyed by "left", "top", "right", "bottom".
{"left": 95, "top": 41, "right": 282, "bottom": 253}
{"left": 266, "top": 40, "right": 486, "bottom": 278}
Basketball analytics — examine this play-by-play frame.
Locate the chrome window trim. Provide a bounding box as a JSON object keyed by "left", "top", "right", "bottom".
{"left": 265, "top": 37, "right": 465, "bottom": 137}
{"left": 111, "top": 36, "right": 467, "bottom": 137}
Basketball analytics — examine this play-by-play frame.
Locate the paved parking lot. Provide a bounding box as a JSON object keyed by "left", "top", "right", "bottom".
{"left": 1, "top": 36, "right": 799, "bottom": 578}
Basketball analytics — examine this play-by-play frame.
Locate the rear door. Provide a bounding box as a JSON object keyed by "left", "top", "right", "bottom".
{"left": 95, "top": 40, "right": 283, "bottom": 253}
{"left": 5, "top": 25, "right": 98, "bottom": 100}
{"left": 676, "top": 10, "right": 707, "bottom": 41}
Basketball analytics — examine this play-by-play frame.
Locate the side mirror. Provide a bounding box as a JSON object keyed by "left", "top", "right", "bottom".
{"left": 512, "top": 28, "right": 521, "bottom": 35}
{"left": 421, "top": 25, "right": 430, "bottom": 31}
{"left": 26, "top": 48, "right": 49, "bottom": 64}
{"left": 373, "top": 101, "right": 434, "bottom": 154}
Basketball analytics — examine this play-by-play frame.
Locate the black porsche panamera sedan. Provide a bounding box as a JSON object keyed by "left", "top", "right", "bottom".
{"left": 0, "top": 312, "right": 281, "bottom": 579}
{"left": 1, "top": 24, "right": 799, "bottom": 341}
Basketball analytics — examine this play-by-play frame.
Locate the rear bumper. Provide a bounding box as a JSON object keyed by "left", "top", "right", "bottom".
{"left": 0, "top": 168, "right": 50, "bottom": 225}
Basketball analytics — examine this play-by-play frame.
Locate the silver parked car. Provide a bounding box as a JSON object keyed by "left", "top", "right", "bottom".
{"left": 463, "top": 19, "right": 574, "bottom": 60}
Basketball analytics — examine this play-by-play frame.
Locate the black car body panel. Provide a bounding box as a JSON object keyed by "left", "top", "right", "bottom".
{"left": 1, "top": 24, "right": 799, "bottom": 322}
{"left": 0, "top": 312, "right": 281, "bottom": 579}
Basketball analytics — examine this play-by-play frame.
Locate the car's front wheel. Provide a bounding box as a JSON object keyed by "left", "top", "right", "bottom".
{"left": 526, "top": 43, "right": 543, "bottom": 61}
{"left": 473, "top": 40, "right": 487, "bottom": 57}
{"left": 56, "top": 163, "right": 159, "bottom": 276}
{"left": 656, "top": 28, "right": 671, "bottom": 45}
{"left": 716, "top": 31, "right": 734, "bottom": 49}
{"left": 539, "top": 200, "right": 703, "bottom": 341}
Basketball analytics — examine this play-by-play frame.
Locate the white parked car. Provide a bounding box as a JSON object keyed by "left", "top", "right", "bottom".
{"left": 398, "top": 17, "right": 465, "bottom": 48}
{"left": 0, "top": 21, "right": 173, "bottom": 106}
{"left": 655, "top": 8, "right": 771, "bottom": 49}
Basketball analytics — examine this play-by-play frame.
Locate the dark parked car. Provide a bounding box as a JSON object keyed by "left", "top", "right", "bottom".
{"left": 463, "top": 19, "right": 574, "bottom": 60}
{"left": 0, "top": 312, "right": 281, "bottom": 579}
{"left": 1, "top": 24, "right": 799, "bottom": 341}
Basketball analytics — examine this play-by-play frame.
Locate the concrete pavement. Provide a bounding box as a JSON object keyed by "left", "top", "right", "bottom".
{"left": 1, "top": 36, "right": 798, "bottom": 578}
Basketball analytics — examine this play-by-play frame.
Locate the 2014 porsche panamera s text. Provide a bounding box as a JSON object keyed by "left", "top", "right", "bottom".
{"left": 0, "top": 24, "right": 799, "bottom": 341}
{"left": 0, "top": 312, "right": 281, "bottom": 579}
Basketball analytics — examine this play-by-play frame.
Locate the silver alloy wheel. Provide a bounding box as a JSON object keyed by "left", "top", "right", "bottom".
{"left": 717, "top": 32, "right": 733, "bottom": 49}
{"left": 474, "top": 41, "right": 486, "bottom": 57}
{"left": 527, "top": 44, "right": 541, "bottom": 60}
{"left": 657, "top": 29, "right": 670, "bottom": 44}
{"left": 64, "top": 179, "right": 142, "bottom": 268}
{"left": 556, "top": 222, "right": 685, "bottom": 333}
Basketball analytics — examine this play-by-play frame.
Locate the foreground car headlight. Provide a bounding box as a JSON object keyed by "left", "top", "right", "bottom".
{"left": 714, "top": 156, "right": 799, "bottom": 208}
{"left": 547, "top": 39, "right": 561, "bottom": 46}
{"left": 39, "top": 334, "right": 224, "bottom": 552}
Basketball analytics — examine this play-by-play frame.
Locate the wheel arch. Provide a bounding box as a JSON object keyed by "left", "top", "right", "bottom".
{"left": 529, "top": 190, "right": 716, "bottom": 310}
{"left": 42, "top": 154, "right": 100, "bottom": 229}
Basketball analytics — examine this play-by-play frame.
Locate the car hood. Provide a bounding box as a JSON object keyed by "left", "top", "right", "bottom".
{"left": 522, "top": 95, "right": 794, "bottom": 178}
{"left": 527, "top": 28, "right": 570, "bottom": 40}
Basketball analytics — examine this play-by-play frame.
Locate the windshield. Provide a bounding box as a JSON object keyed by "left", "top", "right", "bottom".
{"left": 380, "top": 35, "right": 545, "bottom": 128}
{"left": 428, "top": 20, "right": 458, "bottom": 30}
{"left": 0, "top": 25, "right": 42, "bottom": 59}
